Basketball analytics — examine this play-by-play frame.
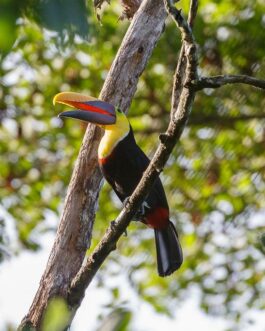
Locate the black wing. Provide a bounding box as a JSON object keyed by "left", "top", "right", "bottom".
{"left": 100, "top": 128, "right": 168, "bottom": 210}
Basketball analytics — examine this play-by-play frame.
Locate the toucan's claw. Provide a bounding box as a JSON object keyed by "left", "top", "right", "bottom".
{"left": 134, "top": 201, "right": 151, "bottom": 222}
{"left": 122, "top": 197, "right": 150, "bottom": 222}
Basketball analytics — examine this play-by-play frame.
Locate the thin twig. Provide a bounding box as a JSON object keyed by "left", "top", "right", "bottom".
{"left": 168, "top": 0, "right": 198, "bottom": 119}
{"left": 170, "top": 45, "right": 186, "bottom": 118}
{"left": 196, "top": 75, "right": 265, "bottom": 90}
{"left": 188, "top": 0, "right": 198, "bottom": 28}
{"left": 164, "top": 0, "right": 195, "bottom": 44}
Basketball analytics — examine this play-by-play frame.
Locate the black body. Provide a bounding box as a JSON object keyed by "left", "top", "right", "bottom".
{"left": 99, "top": 127, "right": 183, "bottom": 276}
{"left": 100, "top": 128, "right": 168, "bottom": 213}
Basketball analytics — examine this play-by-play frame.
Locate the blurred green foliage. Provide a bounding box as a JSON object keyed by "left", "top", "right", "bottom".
{"left": 0, "top": 0, "right": 265, "bottom": 330}
{"left": 42, "top": 297, "right": 70, "bottom": 331}
{"left": 0, "top": 0, "right": 91, "bottom": 55}
{"left": 97, "top": 308, "right": 132, "bottom": 331}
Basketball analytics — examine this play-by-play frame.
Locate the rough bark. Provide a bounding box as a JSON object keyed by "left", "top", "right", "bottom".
{"left": 18, "top": 0, "right": 167, "bottom": 329}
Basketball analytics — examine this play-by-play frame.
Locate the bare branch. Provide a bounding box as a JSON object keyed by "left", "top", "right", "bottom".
{"left": 188, "top": 0, "right": 198, "bottom": 28}
{"left": 168, "top": 0, "right": 198, "bottom": 118}
{"left": 164, "top": 0, "right": 195, "bottom": 44}
{"left": 171, "top": 45, "right": 186, "bottom": 119}
{"left": 67, "top": 0, "right": 198, "bottom": 315}
{"left": 196, "top": 75, "right": 265, "bottom": 90}
{"left": 18, "top": 0, "right": 167, "bottom": 329}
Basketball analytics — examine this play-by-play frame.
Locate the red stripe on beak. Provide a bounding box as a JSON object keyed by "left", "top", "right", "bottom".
{"left": 66, "top": 101, "right": 113, "bottom": 116}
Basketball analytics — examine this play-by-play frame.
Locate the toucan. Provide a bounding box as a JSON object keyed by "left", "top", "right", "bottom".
{"left": 53, "top": 92, "right": 183, "bottom": 277}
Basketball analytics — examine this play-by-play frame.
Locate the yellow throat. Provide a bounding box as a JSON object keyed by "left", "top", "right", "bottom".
{"left": 98, "top": 110, "right": 130, "bottom": 159}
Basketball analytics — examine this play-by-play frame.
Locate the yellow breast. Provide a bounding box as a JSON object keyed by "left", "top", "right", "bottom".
{"left": 98, "top": 110, "right": 130, "bottom": 159}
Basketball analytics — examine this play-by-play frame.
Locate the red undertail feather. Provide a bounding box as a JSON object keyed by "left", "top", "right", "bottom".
{"left": 146, "top": 207, "right": 169, "bottom": 229}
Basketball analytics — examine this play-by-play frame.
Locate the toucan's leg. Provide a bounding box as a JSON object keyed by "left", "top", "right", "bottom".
{"left": 134, "top": 201, "right": 151, "bottom": 221}
{"left": 122, "top": 197, "right": 150, "bottom": 222}
{"left": 122, "top": 197, "right": 130, "bottom": 208}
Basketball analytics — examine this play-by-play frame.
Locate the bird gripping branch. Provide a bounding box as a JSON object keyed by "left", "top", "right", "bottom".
{"left": 54, "top": 92, "right": 183, "bottom": 277}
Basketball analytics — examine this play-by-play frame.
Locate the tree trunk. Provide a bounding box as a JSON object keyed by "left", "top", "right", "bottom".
{"left": 19, "top": 0, "right": 167, "bottom": 329}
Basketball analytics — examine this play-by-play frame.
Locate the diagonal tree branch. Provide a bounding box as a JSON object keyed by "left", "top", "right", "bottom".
{"left": 164, "top": 0, "right": 195, "bottom": 44}
{"left": 170, "top": 0, "right": 198, "bottom": 119}
{"left": 188, "top": 0, "right": 198, "bottom": 28}
{"left": 196, "top": 75, "right": 265, "bottom": 90}
{"left": 66, "top": 0, "right": 264, "bottom": 318}
{"left": 67, "top": 0, "right": 198, "bottom": 314}
{"left": 18, "top": 0, "right": 167, "bottom": 329}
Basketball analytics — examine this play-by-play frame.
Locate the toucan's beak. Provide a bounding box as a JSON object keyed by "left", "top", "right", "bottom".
{"left": 53, "top": 92, "right": 116, "bottom": 125}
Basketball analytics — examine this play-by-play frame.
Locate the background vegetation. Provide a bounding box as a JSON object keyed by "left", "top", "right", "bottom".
{"left": 0, "top": 0, "right": 265, "bottom": 330}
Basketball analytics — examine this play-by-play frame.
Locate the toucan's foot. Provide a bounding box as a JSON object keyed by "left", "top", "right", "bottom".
{"left": 122, "top": 197, "right": 150, "bottom": 222}
{"left": 134, "top": 201, "right": 151, "bottom": 222}
{"left": 123, "top": 197, "right": 130, "bottom": 208}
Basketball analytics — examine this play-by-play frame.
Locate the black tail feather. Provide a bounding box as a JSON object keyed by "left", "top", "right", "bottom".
{"left": 154, "top": 221, "right": 183, "bottom": 277}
